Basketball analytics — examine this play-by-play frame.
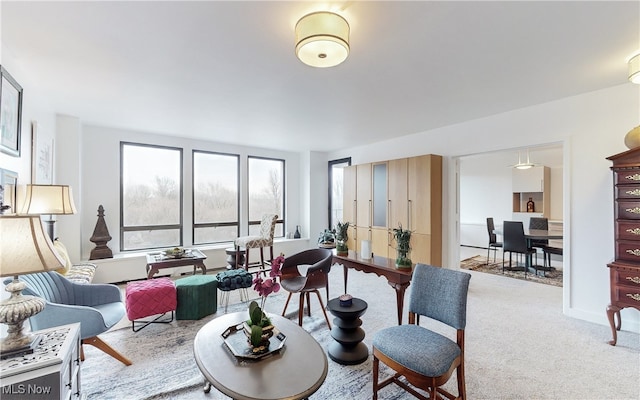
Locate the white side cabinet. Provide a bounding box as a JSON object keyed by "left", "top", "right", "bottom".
{"left": 1, "top": 323, "right": 82, "bottom": 400}
{"left": 512, "top": 166, "right": 550, "bottom": 217}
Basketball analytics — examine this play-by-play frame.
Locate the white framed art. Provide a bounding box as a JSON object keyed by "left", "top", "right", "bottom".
{"left": 31, "top": 121, "right": 54, "bottom": 184}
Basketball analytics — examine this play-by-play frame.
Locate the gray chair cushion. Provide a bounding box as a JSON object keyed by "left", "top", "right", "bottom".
{"left": 373, "top": 324, "right": 461, "bottom": 377}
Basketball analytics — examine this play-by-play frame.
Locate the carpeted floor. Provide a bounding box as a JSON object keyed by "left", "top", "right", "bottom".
{"left": 81, "top": 264, "right": 637, "bottom": 400}
{"left": 460, "top": 254, "right": 563, "bottom": 287}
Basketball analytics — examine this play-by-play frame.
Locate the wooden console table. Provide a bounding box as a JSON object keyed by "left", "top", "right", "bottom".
{"left": 332, "top": 250, "right": 413, "bottom": 325}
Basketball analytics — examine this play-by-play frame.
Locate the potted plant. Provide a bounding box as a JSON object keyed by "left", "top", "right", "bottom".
{"left": 392, "top": 223, "right": 412, "bottom": 269}
{"left": 335, "top": 221, "right": 349, "bottom": 256}
{"left": 244, "top": 255, "right": 283, "bottom": 354}
{"left": 317, "top": 228, "right": 336, "bottom": 248}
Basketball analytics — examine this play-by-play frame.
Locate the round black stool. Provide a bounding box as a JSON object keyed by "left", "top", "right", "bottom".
{"left": 326, "top": 297, "right": 368, "bottom": 365}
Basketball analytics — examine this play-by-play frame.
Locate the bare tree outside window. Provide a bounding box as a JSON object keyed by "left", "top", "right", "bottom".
{"left": 248, "top": 156, "right": 284, "bottom": 237}
{"left": 193, "top": 151, "right": 239, "bottom": 244}
{"left": 121, "top": 142, "right": 182, "bottom": 251}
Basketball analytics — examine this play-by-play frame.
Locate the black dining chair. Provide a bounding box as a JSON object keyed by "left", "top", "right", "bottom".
{"left": 486, "top": 217, "right": 503, "bottom": 264}
{"left": 502, "top": 221, "right": 536, "bottom": 278}
{"left": 529, "top": 217, "right": 548, "bottom": 265}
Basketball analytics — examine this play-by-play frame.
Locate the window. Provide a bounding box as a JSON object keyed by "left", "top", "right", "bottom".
{"left": 193, "top": 150, "right": 240, "bottom": 244}
{"left": 328, "top": 157, "right": 351, "bottom": 229}
{"left": 121, "top": 142, "right": 182, "bottom": 251}
{"left": 248, "top": 156, "right": 284, "bottom": 237}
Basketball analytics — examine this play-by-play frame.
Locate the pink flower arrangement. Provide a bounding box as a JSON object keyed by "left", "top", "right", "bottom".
{"left": 252, "top": 254, "right": 284, "bottom": 310}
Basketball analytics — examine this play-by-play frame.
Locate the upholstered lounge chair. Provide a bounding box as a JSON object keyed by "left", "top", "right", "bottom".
{"left": 12, "top": 271, "right": 131, "bottom": 365}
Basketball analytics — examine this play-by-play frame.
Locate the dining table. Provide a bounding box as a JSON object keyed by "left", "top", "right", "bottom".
{"left": 494, "top": 227, "right": 563, "bottom": 273}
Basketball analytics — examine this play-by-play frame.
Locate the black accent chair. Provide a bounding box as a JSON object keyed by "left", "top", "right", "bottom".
{"left": 486, "top": 217, "right": 503, "bottom": 264}
{"left": 503, "top": 221, "right": 536, "bottom": 278}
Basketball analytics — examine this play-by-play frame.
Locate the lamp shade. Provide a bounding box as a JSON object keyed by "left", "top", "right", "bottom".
{"left": 295, "top": 11, "right": 349, "bottom": 68}
{"left": 0, "top": 215, "right": 65, "bottom": 276}
{"left": 18, "top": 184, "right": 77, "bottom": 215}
{"left": 629, "top": 53, "right": 640, "bottom": 84}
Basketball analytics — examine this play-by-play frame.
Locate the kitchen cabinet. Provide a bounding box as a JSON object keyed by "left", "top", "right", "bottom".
{"left": 342, "top": 165, "right": 357, "bottom": 252}
{"left": 512, "top": 166, "right": 550, "bottom": 221}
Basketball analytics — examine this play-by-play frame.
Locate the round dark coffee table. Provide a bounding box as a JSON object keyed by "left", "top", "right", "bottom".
{"left": 326, "top": 297, "right": 368, "bottom": 365}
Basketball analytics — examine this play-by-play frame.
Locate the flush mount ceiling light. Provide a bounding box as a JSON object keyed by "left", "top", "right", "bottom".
{"left": 628, "top": 53, "right": 640, "bottom": 84}
{"left": 295, "top": 11, "right": 350, "bottom": 68}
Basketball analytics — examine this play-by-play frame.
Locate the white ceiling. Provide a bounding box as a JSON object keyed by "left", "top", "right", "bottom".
{"left": 1, "top": 1, "right": 638, "bottom": 153}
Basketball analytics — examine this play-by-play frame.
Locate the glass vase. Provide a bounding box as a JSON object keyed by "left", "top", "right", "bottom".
{"left": 336, "top": 239, "right": 348, "bottom": 255}
{"left": 395, "top": 248, "right": 412, "bottom": 269}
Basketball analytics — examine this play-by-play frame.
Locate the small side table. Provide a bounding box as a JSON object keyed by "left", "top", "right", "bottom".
{"left": 225, "top": 247, "right": 245, "bottom": 270}
{"left": 326, "top": 297, "right": 368, "bottom": 365}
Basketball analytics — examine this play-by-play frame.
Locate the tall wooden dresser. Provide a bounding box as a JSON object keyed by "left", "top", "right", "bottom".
{"left": 606, "top": 148, "right": 640, "bottom": 345}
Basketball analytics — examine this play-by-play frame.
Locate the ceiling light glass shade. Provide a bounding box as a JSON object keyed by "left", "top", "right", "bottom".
{"left": 18, "top": 184, "right": 77, "bottom": 215}
{"left": 629, "top": 53, "right": 640, "bottom": 84}
{"left": 295, "top": 11, "right": 349, "bottom": 68}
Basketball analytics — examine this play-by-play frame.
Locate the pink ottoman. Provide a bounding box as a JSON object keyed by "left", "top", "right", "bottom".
{"left": 126, "top": 277, "right": 177, "bottom": 332}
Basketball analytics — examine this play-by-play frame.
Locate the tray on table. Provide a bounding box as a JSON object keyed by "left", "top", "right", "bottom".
{"left": 221, "top": 323, "right": 286, "bottom": 360}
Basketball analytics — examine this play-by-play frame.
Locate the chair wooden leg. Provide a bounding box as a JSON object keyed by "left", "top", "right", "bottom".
{"left": 298, "top": 293, "right": 305, "bottom": 326}
{"left": 282, "top": 292, "right": 293, "bottom": 317}
{"left": 313, "top": 290, "right": 332, "bottom": 329}
{"left": 373, "top": 354, "right": 380, "bottom": 400}
{"left": 82, "top": 336, "right": 132, "bottom": 366}
{"left": 305, "top": 292, "right": 311, "bottom": 316}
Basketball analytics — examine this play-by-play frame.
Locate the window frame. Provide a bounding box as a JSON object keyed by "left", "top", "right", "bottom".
{"left": 120, "top": 141, "right": 184, "bottom": 252}
{"left": 328, "top": 157, "right": 351, "bottom": 229}
{"left": 192, "top": 149, "right": 241, "bottom": 245}
{"left": 247, "top": 155, "right": 285, "bottom": 236}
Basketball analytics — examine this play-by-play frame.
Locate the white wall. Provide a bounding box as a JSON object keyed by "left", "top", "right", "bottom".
{"left": 329, "top": 83, "right": 640, "bottom": 332}
{"left": 52, "top": 121, "right": 320, "bottom": 282}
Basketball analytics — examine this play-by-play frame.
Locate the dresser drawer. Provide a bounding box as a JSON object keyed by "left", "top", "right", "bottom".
{"left": 612, "top": 284, "right": 640, "bottom": 307}
{"left": 611, "top": 266, "right": 640, "bottom": 288}
{"left": 616, "top": 185, "right": 640, "bottom": 199}
{"left": 616, "top": 200, "right": 640, "bottom": 220}
{"left": 616, "top": 221, "right": 640, "bottom": 241}
{"left": 614, "top": 170, "right": 640, "bottom": 185}
{"left": 616, "top": 241, "right": 640, "bottom": 262}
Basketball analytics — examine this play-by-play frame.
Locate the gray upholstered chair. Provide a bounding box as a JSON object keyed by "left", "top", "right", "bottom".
{"left": 234, "top": 214, "right": 278, "bottom": 271}
{"left": 11, "top": 271, "right": 131, "bottom": 365}
{"left": 280, "top": 248, "right": 333, "bottom": 329}
{"left": 372, "top": 264, "right": 471, "bottom": 400}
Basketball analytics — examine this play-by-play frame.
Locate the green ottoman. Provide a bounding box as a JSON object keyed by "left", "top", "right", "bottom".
{"left": 175, "top": 275, "right": 218, "bottom": 320}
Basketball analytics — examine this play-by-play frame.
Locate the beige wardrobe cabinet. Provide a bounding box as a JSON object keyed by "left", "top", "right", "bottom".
{"left": 343, "top": 154, "right": 442, "bottom": 266}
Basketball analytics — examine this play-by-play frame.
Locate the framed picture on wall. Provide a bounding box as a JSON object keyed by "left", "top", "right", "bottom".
{"left": 0, "top": 168, "right": 18, "bottom": 214}
{"left": 31, "top": 121, "right": 54, "bottom": 184}
{"left": 0, "top": 66, "right": 23, "bottom": 157}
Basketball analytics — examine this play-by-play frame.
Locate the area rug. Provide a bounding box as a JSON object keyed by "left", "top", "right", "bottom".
{"left": 460, "top": 254, "right": 563, "bottom": 287}
{"left": 81, "top": 279, "right": 412, "bottom": 400}
{"left": 80, "top": 267, "right": 639, "bottom": 400}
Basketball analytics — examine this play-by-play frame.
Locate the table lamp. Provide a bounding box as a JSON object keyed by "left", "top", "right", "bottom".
{"left": 18, "top": 184, "right": 77, "bottom": 240}
{"left": 0, "top": 215, "right": 65, "bottom": 359}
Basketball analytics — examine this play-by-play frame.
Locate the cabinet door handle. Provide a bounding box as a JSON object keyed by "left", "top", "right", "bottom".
{"left": 408, "top": 200, "right": 412, "bottom": 230}
{"left": 353, "top": 200, "right": 357, "bottom": 226}
{"left": 388, "top": 200, "right": 391, "bottom": 228}
{"left": 369, "top": 200, "right": 372, "bottom": 228}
